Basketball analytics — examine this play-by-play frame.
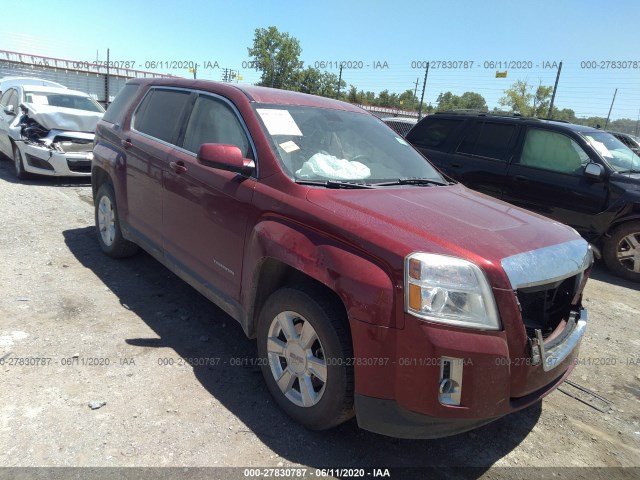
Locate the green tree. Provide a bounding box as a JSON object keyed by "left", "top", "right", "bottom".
{"left": 436, "top": 91, "right": 487, "bottom": 111}
{"left": 247, "top": 26, "right": 303, "bottom": 89}
{"left": 498, "top": 80, "right": 532, "bottom": 115}
{"left": 297, "top": 67, "right": 322, "bottom": 95}
{"left": 550, "top": 107, "right": 577, "bottom": 123}
{"left": 499, "top": 80, "right": 553, "bottom": 117}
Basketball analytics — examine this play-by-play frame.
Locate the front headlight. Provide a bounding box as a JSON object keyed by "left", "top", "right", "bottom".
{"left": 405, "top": 253, "right": 501, "bottom": 330}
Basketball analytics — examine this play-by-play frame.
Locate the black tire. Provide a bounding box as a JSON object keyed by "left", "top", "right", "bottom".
{"left": 94, "top": 182, "right": 139, "bottom": 258}
{"left": 603, "top": 221, "right": 640, "bottom": 282}
{"left": 257, "top": 285, "right": 354, "bottom": 430}
{"left": 13, "top": 144, "right": 31, "bottom": 180}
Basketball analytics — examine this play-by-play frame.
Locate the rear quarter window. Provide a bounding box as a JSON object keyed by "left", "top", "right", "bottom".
{"left": 406, "top": 117, "right": 464, "bottom": 151}
{"left": 102, "top": 84, "right": 140, "bottom": 124}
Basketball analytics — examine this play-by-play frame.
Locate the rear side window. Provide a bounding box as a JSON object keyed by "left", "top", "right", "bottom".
{"left": 456, "top": 121, "right": 516, "bottom": 161}
{"left": 406, "top": 117, "right": 463, "bottom": 150}
{"left": 103, "top": 84, "right": 140, "bottom": 124}
{"left": 133, "top": 88, "right": 192, "bottom": 144}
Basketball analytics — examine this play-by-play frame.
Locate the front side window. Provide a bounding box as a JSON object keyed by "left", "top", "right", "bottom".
{"left": 406, "top": 117, "right": 463, "bottom": 150}
{"left": 1, "top": 89, "right": 19, "bottom": 113}
{"left": 583, "top": 131, "right": 640, "bottom": 173}
{"left": 182, "top": 94, "right": 252, "bottom": 159}
{"left": 456, "top": 122, "right": 516, "bottom": 161}
{"left": 254, "top": 104, "right": 445, "bottom": 183}
{"left": 133, "top": 88, "right": 192, "bottom": 145}
{"left": 0, "top": 89, "right": 13, "bottom": 107}
{"left": 518, "top": 128, "right": 589, "bottom": 174}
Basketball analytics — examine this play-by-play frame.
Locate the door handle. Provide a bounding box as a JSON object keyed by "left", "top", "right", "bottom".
{"left": 169, "top": 161, "right": 187, "bottom": 174}
{"left": 513, "top": 175, "right": 528, "bottom": 182}
{"left": 451, "top": 163, "right": 461, "bottom": 168}
{"left": 121, "top": 139, "right": 132, "bottom": 149}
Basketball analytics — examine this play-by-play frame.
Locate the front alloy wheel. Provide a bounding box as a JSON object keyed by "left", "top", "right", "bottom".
{"left": 604, "top": 221, "right": 640, "bottom": 282}
{"left": 13, "top": 145, "right": 30, "bottom": 180}
{"left": 257, "top": 286, "right": 354, "bottom": 430}
{"left": 266, "top": 310, "right": 328, "bottom": 407}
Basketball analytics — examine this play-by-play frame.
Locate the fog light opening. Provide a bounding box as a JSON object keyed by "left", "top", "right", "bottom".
{"left": 438, "top": 357, "right": 463, "bottom": 406}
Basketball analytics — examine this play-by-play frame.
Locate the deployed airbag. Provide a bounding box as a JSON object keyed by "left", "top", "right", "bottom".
{"left": 296, "top": 152, "right": 371, "bottom": 180}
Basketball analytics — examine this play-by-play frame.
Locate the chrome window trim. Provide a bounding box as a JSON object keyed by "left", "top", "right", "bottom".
{"left": 501, "top": 239, "right": 593, "bottom": 289}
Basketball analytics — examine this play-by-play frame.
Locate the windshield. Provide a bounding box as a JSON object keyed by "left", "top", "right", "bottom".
{"left": 583, "top": 131, "right": 640, "bottom": 173}
{"left": 24, "top": 91, "right": 104, "bottom": 113}
{"left": 254, "top": 104, "right": 445, "bottom": 183}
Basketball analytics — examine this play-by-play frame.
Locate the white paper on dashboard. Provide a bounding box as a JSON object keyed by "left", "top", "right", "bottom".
{"left": 257, "top": 109, "right": 303, "bottom": 136}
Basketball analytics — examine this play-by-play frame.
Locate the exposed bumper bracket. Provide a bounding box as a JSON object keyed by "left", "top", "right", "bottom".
{"left": 532, "top": 309, "right": 587, "bottom": 372}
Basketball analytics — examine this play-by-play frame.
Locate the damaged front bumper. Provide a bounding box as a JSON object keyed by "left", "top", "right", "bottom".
{"left": 19, "top": 130, "right": 94, "bottom": 177}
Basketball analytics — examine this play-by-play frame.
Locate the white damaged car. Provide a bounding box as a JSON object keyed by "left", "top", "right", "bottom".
{"left": 0, "top": 84, "right": 104, "bottom": 179}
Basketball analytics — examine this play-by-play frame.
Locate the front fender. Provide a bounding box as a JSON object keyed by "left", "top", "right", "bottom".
{"left": 242, "top": 218, "right": 398, "bottom": 330}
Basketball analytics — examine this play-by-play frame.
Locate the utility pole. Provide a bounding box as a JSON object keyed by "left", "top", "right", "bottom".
{"left": 337, "top": 65, "right": 343, "bottom": 99}
{"left": 635, "top": 107, "right": 640, "bottom": 137}
{"left": 105, "top": 48, "right": 110, "bottom": 106}
{"left": 605, "top": 88, "right": 618, "bottom": 130}
{"left": 412, "top": 77, "right": 419, "bottom": 110}
{"left": 547, "top": 61, "right": 562, "bottom": 119}
{"left": 417, "top": 63, "right": 429, "bottom": 120}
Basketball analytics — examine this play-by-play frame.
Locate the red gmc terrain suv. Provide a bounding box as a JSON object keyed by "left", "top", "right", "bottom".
{"left": 91, "top": 78, "right": 593, "bottom": 438}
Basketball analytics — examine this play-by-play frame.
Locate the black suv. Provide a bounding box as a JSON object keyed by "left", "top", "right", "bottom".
{"left": 406, "top": 111, "right": 640, "bottom": 282}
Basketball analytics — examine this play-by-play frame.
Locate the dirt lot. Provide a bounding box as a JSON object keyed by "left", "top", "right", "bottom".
{"left": 0, "top": 158, "right": 639, "bottom": 479}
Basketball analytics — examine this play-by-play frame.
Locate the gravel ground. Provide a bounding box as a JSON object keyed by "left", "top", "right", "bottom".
{"left": 0, "top": 158, "right": 638, "bottom": 479}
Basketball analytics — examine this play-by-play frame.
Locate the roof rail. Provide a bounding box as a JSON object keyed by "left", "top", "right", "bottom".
{"left": 434, "top": 109, "right": 540, "bottom": 120}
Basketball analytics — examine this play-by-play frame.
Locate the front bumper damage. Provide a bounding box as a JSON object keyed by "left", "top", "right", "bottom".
{"left": 17, "top": 103, "right": 96, "bottom": 176}
{"left": 18, "top": 131, "right": 93, "bottom": 176}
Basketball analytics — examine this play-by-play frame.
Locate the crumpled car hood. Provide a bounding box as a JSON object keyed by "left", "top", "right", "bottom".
{"left": 20, "top": 102, "right": 103, "bottom": 132}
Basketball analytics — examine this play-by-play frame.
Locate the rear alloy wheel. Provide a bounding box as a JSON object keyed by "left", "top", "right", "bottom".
{"left": 603, "top": 221, "right": 640, "bottom": 282}
{"left": 95, "top": 182, "right": 139, "bottom": 258}
{"left": 257, "top": 286, "right": 354, "bottom": 430}
{"left": 13, "top": 144, "right": 30, "bottom": 180}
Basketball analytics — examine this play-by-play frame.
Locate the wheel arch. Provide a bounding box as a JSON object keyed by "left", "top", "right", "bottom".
{"left": 241, "top": 221, "right": 397, "bottom": 339}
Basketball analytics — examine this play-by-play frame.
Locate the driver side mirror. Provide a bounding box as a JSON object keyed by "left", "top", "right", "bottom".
{"left": 584, "top": 162, "right": 604, "bottom": 181}
{"left": 3, "top": 105, "right": 15, "bottom": 116}
{"left": 197, "top": 143, "right": 255, "bottom": 176}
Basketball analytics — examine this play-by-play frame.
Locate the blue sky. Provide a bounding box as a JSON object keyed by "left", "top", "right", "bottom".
{"left": 2, "top": 0, "right": 639, "bottom": 119}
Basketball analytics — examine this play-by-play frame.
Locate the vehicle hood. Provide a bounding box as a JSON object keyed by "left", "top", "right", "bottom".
{"left": 306, "top": 184, "right": 586, "bottom": 289}
{"left": 610, "top": 172, "right": 640, "bottom": 192}
{"left": 20, "top": 102, "right": 103, "bottom": 132}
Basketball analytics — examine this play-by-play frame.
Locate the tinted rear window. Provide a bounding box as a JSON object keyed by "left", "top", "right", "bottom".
{"left": 103, "top": 84, "right": 140, "bottom": 124}
{"left": 133, "top": 88, "right": 192, "bottom": 144}
{"left": 406, "top": 117, "right": 463, "bottom": 150}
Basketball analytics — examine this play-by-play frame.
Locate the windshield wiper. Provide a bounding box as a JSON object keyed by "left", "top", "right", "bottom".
{"left": 616, "top": 169, "right": 640, "bottom": 174}
{"left": 295, "top": 179, "right": 375, "bottom": 189}
{"left": 372, "top": 177, "right": 451, "bottom": 187}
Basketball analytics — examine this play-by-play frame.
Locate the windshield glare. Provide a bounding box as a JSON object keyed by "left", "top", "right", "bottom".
{"left": 583, "top": 131, "right": 640, "bottom": 173}
{"left": 24, "top": 92, "right": 104, "bottom": 113}
{"left": 255, "top": 105, "right": 444, "bottom": 183}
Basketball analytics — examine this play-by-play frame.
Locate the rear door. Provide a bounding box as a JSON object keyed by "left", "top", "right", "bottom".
{"left": 162, "top": 92, "right": 257, "bottom": 301}
{"left": 502, "top": 127, "right": 609, "bottom": 237}
{"left": 447, "top": 120, "right": 519, "bottom": 198}
{"left": 124, "top": 88, "right": 193, "bottom": 255}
